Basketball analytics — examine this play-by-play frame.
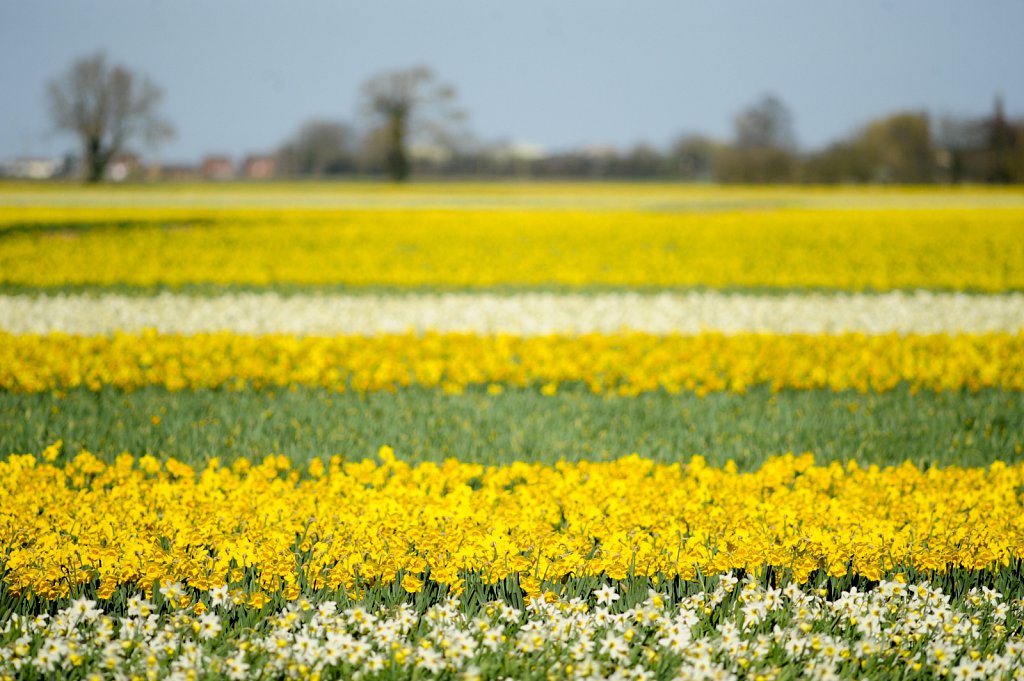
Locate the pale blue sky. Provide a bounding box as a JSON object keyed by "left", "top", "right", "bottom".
{"left": 2, "top": 0, "right": 1022, "bottom": 162}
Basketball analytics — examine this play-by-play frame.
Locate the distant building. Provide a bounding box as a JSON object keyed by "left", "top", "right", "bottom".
{"left": 410, "top": 143, "right": 454, "bottom": 164}
{"left": 153, "top": 164, "right": 200, "bottom": 182}
{"left": 482, "top": 141, "right": 548, "bottom": 177}
{"left": 1, "top": 157, "right": 60, "bottom": 180}
{"left": 487, "top": 141, "right": 547, "bottom": 163}
{"left": 106, "top": 153, "right": 142, "bottom": 182}
{"left": 200, "top": 155, "right": 235, "bottom": 181}
{"left": 240, "top": 155, "right": 276, "bottom": 180}
{"left": 578, "top": 144, "right": 619, "bottom": 161}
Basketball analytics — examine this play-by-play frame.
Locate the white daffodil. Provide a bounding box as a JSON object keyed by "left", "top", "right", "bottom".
{"left": 2, "top": 290, "right": 1022, "bottom": 335}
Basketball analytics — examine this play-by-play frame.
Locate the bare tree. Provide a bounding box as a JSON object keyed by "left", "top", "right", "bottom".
{"left": 359, "top": 66, "right": 465, "bottom": 181}
{"left": 48, "top": 52, "right": 173, "bottom": 183}
{"left": 734, "top": 94, "right": 797, "bottom": 151}
{"left": 715, "top": 94, "right": 799, "bottom": 183}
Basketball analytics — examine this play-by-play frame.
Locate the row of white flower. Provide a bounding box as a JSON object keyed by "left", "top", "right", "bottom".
{"left": 1, "top": 576, "right": 1020, "bottom": 681}
{"left": 2, "top": 290, "right": 1022, "bottom": 336}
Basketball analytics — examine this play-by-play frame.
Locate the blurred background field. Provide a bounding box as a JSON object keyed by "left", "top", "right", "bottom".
{"left": 1, "top": 182, "right": 1023, "bottom": 210}
{"left": 1, "top": 185, "right": 1022, "bottom": 293}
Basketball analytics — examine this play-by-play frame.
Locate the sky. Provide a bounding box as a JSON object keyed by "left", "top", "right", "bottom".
{"left": 2, "top": 0, "right": 1023, "bottom": 163}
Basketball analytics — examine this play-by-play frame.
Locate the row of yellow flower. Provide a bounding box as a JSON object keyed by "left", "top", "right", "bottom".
{"left": 2, "top": 331, "right": 1021, "bottom": 395}
{"left": 1, "top": 206, "right": 1022, "bottom": 290}
{"left": 2, "top": 448, "right": 1022, "bottom": 601}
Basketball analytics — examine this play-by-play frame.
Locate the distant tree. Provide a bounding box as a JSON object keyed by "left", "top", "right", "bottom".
{"left": 47, "top": 52, "right": 173, "bottom": 183}
{"left": 935, "top": 114, "right": 984, "bottom": 184}
{"left": 932, "top": 98, "right": 1024, "bottom": 184}
{"left": 670, "top": 134, "right": 719, "bottom": 181}
{"left": 359, "top": 66, "right": 465, "bottom": 181}
{"left": 716, "top": 94, "right": 799, "bottom": 183}
{"left": 859, "top": 112, "right": 935, "bottom": 183}
{"left": 733, "top": 94, "right": 797, "bottom": 151}
{"left": 277, "top": 119, "right": 357, "bottom": 176}
{"left": 803, "top": 141, "right": 873, "bottom": 184}
{"left": 984, "top": 96, "right": 1019, "bottom": 183}
{"left": 621, "top": 143, "right": 667, "bottom": 178}
{"left": 802, "top": 111, "right": 935, "bottom": 184}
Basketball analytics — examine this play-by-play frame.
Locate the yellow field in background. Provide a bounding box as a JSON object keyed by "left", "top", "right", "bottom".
{"left": 2, "top": 182, "right": 1024, "bottom": 210}
{"left": 0, "top": 184, "right": 1022, "bottom": 291}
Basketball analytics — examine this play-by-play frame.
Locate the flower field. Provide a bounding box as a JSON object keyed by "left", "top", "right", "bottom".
{"left": 2, "top": 331, "right": 1023, "bottom": 396}
{"left": 1, "top": 183, "right": 1024, "bottom": 680}
{"left": 2, "top": 205, "right": 1024, "bottom": 292}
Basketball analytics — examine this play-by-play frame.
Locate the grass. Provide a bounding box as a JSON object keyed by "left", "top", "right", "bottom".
{"left": 3, "top": 385, "right": 1020, "bottom": 470}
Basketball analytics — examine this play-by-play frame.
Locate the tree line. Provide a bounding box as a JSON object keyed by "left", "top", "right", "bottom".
{"left": 46, "top": 52, "right": 1024, "bottom": 184}
{"left": 278, "top": 93, "right": 1024, "bottom": 185}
